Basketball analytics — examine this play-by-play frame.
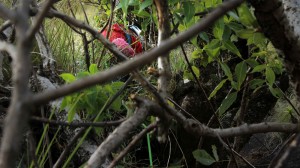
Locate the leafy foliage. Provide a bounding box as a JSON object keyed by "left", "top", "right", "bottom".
{"left": 60, "top": 64, "right": 124, "bottom": 122}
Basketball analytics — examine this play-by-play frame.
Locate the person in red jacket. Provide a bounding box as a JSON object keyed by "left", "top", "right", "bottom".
{"left": 101, "top": 23, "right": 143, "bottom": 57}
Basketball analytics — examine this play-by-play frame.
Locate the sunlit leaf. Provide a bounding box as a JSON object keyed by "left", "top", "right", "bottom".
{"left": 89, "top": 64, "right": 98, "bottom": 74}
{"left": 213, "top": 18, "right": 224, "bottom": 40}
{"left": 237, "top": 3, "right": 257, "bottom": 27}
{"left": 192, "top": 66, "right": 200, "bottom": 78}
{"left": 60, "top": 73, "right": 76, "bottom": 83}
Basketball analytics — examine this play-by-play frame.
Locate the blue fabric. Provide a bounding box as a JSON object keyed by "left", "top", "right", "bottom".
{"left": 125, "top": 33, "right": 132, "bottom": 44}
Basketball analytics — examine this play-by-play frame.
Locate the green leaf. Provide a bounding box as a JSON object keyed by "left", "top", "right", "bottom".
{"left": 212, "top": 145, "right": 219, "bottom": 161}
{"left": 129, "top": 0, "right": 139, "bottom": 6}
{"left": 209, "top": 79, "right": 227, "bottom": 100}
{"left": 141, "top": 18, "right": 151, "bottom": 31}
{"left": 193, "top": 149, "right": 216, "bottom": 166}
{"left": 227, "top": 22, "right": 244, "bottom": 32}
{"left": 245, "top": 58, "right": 259, "bottom": 68}
{"left": 183, "top": 1, "right": 195, "bottom": 23}
{"left": 219, "top": 92, "right": 237, "bottom": 115}
{"left": 139, "top": 0, "right": 152, "bottom": 12}
{"left": 231, "top": 81, "right": 238, "bottom": 90}
{"left": 77, "top": 71, "right": 90, "bottom": 78}
{"left": 136, "top": 10, "right": 151, "bottom": 18}
{"left": 68, "top": 93, "right": 84, "bottom": 122}
{"left": 200, "top": 32, "right": 210, "bottom": 43}
{"left": 251, "top": 64, "right": 266, "bottom": 73}
{"left": 120, "top": 0, "right": 130, "bottom": 15}
{"left": 60, "top": 96, "right": 71, "bottom": 111}
{"left": 247, "top": 33, "right": 266, "bottom": 47}
{"left": 269, "top": 86, "right": 283, "bottom": 98}
{"left": 213, "top": 18, "right": 224, "bottom": 40}
{"left": 237, "top": 3, "right": 257, "bottom": 27}
{"left": 251, "top": 51, "right": 268, "bottom": 57}
{"left": 204, "top": 39, "right": 221, "bottom": 61}
{"left": 222, "top": 25, "right": 231, "bottom": 41}
{"left": 89, "top": 64, "right": 98, "bottom": 74}
{"left": 192, "top": 66, "right": 200, "bottom": 78}
{"left": 223, "top": 40, "right": 241, "bottom": 57}
{"left": 266, "top": 67, "right": 275, "bottom": 86}
{"left": 236, "top": 29, "right": 255, "bottom": 39}
{"left": 227, "top": 11, "right": 240, "bottom": 21}
{"left": 235, "top": 61, "right": 247, "bottom": 90}
{"left": 60, "top": 73, "right": 76, "bottom": 83}
{"left": 191, "top": 49, "right": 202, "bottom": 59}
{"left": 220, "top": 63, "right": 232, "bottom": 81}
{"left": 249, "top": 79, "right": 265, "bottom": 89}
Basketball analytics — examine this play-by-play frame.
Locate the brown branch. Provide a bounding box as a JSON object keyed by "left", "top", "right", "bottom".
{"left": 85, "top": 97, "right": 160, "bottom": 168}
{"left": 0, "top": 0, "right": 32, "bottom": 167}
{"left": 30, "top": 116, "right": 125, "bottom": 128}
{"left": 213, "top": 122, "right": 299, "bottom": 137}
{"left": 216, "top": 134, "right": 255, "bottom": 168}
{"left": 108, "top": 122, "right": 157, "bottom": 168}
{"left": 27, "top": 130, "right": 41, "bottom": 168}
{"left": 154, "top": 0, "right": 172, "bottom": 143}
{"left": 27, "top": 0, "right": 57, "bottom": 41}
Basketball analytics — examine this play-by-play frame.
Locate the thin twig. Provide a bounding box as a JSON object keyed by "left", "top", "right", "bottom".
{"left": 27, "top": 130, "right": 40, "bottom": 168}
{"left": 217, "top": 134, "right": 255, "bottom": 168}
{"left": 107, "top": 122, "right": 157, "bottom": 168}
{"left": 53, "top": 127, "right": 87, "bottom": 168}
{"left": 27, "top": 0, "right": 57, "bottom": 40}
{"left": 85, "top": 97, "right": 158, "bottom": 168}
{"left": 30, "top": 116, "right": 126, "bottom": 128}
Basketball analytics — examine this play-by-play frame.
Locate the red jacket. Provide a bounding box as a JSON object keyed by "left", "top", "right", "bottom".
{"left": 101, "top": 24, "right": 143, "bottom": 55}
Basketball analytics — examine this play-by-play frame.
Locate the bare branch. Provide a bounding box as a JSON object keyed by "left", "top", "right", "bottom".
{"left": 0, "top": 0, "right": 32, "bottom": 167}
{"left": 108, "top": 122, "right": 157, "bottom": 168}
{"left": 30, "top": 116, "right": 125, "bottom": 128}
{"left": 154, "top": 0, "right": 172, "bottom": 143}
{"left": 85, "top": 97, "right": 158, "bottom": 168}
{"left": 186, "top": 120, "right": 300, "bottom": 138}
{"left": 27, "top": 0, "right": 57, "bottom": 40}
